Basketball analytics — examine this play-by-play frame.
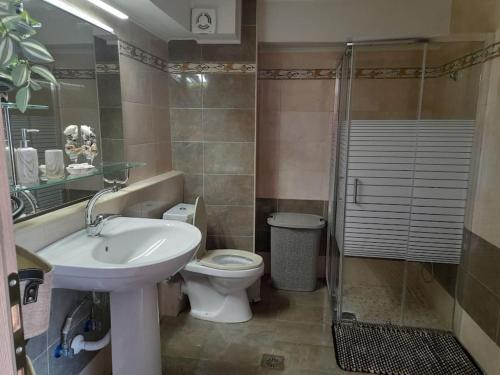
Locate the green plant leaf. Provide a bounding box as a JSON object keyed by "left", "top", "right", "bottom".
{"left": 12, "top": 61, "right": 28, "bottom": 86}
{"left": 8, "top": 32, "right": 21, "bottom": 42}
{"left": 0, "top": 1, "right": 11, "bottom": 16}
{"left": 0, "top": 36, "right": 14, "bottom": 67}
{"left": 29, "top": 79, "right": 41, "bottom": 91}
{"left": 0, "top": 70, "right": 11, "bottom": 81}
{"left": 15, "top": 20, "right": 36, "bottom": 39}
{"left": 15, "top": 84, "right": 30, "bottom": 112}
{"left": 20, "top": 38, "right": 54, "bottom": 63}
{"left": 31, "top": 65, "right": 57, "bottom": 85}
{"left": 2, "top": 14, "right": 22, "bottom": 30}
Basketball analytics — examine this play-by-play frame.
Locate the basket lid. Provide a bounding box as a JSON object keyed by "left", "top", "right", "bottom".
{"left": 267, "top": 212, "right": 326, "bottom": 229}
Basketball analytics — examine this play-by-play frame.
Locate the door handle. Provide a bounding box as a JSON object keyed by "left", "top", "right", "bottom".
{"left": 354, "top": 178, "right": 359, "bottom": 204}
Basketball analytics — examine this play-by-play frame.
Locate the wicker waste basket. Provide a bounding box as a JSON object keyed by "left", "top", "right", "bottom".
{"left": 16, "top": 246, "right": 53, "bottom": 339}
{"left": 268, "top": 213, "right": 326, "bottom": 292}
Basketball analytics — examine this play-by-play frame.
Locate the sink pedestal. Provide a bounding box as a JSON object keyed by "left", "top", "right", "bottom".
{"left": 110, "top": 285, "right": 162, "bottom": 375}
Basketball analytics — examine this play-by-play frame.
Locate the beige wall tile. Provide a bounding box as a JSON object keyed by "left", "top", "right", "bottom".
{"left": 122, "top": 102, "right": 154, "bottom": 145}
{"left": 206, "top": 205, "right": 254, "bottom": 236}
{"left": 278, "top": 141, "right": 330, "bottom": 173}
{"left": 279, "top": 112, "right": 332, "bottom": 142}
{"left": 172, "top": 142, "right": 203, "bottom": 174}
{"left": 455, "top": 304, "right": 500, "bottom": 374}
{"left": 183, "top": 174, "right": 203, "bottom": 204}
{"left": 204, "top": 175, "right": 254, "bottom": 205}
{"left": 102, "top": 139, "right": 124, "bottom": 163}
{"left": 169, "top": 74, "right": 202, "bottom": 108}
{"left": 256, "top": 140, "right": 279, "bottom": 198}
{"left": 59, "top": 108, "right": 100, "bottom": 132}
{"left": 259, "top": 51, "right": 342, "bottom": 70}
{"left": 471, "top": 52, "right": 500, "bottom": 248}
{"left": 206, "top": 235, "right": 254, "bottom": 251}
{"left": 58, "top": 79, "right": 99, "bottom": 109}
{"left": 280, "top": 80, "right": 335, "bottom": 112}
{"left": 155, "top": 142, "right": 172, "bottom": 174}
{"left": 457, "top": 268, "right": 500, "bottom": 341}
{"left": 125, "top": 143, "right": 157, "bottom": 183}
{"left": 204, "top": 143, "right": 255, "bottom": 174}
{"left": 119, "top": 57, "right": 152, "bottom": 105}
{"left": 100, "top": 108, "right": 123, "bottom": 139}
{"left": 277, "top": 169, "right": 329, "bottom": 201}
{"left": 152, "top": 107, "right": 171, "bottom": 143}
{"left": 257, "top": 110, "right": 280, "bottom": 142}
{"left": 151, "top": 69, "right": 170, "bottom": 108}
{"left": 171, "top": 109, "right": 203, "bottom": 141}
{"left": 203, "top": 109, "right": 255, "bottom": 142}
{"left": 203, "top": 74, "right": 256, "bottom": 109}
{"left": 258, "top": 80, "right": 281, "bottom": 112}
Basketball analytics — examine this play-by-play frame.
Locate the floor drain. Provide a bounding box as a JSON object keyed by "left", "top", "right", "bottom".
{"left": 261, "top": 354, "right": 285, "bottom": 371}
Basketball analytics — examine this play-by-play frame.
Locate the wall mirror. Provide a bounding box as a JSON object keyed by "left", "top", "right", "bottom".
{"left": 3, "top": 0, "right": 126, "bottom": 223}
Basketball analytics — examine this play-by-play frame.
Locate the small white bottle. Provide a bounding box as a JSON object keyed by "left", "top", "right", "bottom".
{"left": 15, "top": 128, "right": 40, "bottom": 187}
{"left": 4, "top": 141, "right": 13, "bottom": 184}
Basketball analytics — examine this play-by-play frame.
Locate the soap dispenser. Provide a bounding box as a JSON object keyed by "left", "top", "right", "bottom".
{"left": 15, "top": 128, "right": 40, "bottom": 186}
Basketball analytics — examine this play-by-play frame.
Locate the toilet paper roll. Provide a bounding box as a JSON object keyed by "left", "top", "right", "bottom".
{"left": 45, "top": 150, "right": 65, "bottom": 179}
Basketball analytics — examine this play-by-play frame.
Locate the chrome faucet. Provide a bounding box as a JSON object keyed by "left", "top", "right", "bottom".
{"left": 85, "top": 184, "right": 121, "bottom": 236}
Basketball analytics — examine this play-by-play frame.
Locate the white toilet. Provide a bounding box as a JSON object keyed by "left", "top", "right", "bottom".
{"left": 164, "top": 197, "right": 264, "bottom": 323}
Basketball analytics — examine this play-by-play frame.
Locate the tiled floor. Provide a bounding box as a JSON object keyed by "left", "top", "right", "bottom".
{"left": 160, "top": 277, "right": 446, "bottom": 374}
{"left": 343, "top": 285, "right": 447, "bottom": 330}
{"left": 160, "top": 278, "right": 349, "bottom": 374}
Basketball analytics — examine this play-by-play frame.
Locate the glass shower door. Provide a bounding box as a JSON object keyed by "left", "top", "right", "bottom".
{"left": 401, "top": 40, "right": 484, "bottom": 331}
{"left": 337, "top": 42, "right": 426, "bottom": 325}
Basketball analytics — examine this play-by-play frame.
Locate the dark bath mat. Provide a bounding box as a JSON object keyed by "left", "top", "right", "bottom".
{"left": 332, "top": 321, "right": 482, "bottom": 375}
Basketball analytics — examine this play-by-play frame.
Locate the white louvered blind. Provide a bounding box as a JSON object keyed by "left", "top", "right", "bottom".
{"left": 343, "top": 120, "right": 473, "bottom": 264}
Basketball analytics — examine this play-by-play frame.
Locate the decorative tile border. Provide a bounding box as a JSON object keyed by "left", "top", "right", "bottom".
{"left": 259, "top": 41, "right": 500, "bottom": 80}
{"left": 118, "top": 40, "right": 168, "bottom": 72}
{"left": 96, "top": 63, "right": 120, "bottom": 74}
{"left": 167, "top": 62, "right": 256, "bottom": 74}
{"left": 53, "top": 69, "right": 95, "bottom": 80}
{"left": 258, "top": 68, "right": 335, "bottom": 80}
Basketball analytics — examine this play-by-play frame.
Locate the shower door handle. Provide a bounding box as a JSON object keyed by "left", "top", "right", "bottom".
{"left": 354, "top": 178, "right": 359, "bottom": 204}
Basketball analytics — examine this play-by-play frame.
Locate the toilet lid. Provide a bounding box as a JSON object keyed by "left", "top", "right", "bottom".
{"left": 199, "top": 249, "right": 263, "bottom": 270}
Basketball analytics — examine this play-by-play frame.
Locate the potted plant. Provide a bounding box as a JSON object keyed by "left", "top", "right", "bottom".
{"left": 0, "top": 0, "right": 58, "bottom": 112}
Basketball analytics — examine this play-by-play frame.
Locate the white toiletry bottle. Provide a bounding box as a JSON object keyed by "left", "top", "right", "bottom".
{"left": 4, "top": 141, "right": 13, "bottom": 184}
{"left": 15, "top": 128, "right": 40, "bottom": 187}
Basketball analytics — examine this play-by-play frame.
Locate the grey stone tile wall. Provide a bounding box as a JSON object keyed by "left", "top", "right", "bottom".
{"left": 457, "top": 229, "right": 500, "bottom": 346}
{"left": 169, "top": 0, "right": 257, "bottom": 252}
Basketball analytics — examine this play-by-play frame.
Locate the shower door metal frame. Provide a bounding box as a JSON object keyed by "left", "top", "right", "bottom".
{"left": 327, "top": 45, "right": 355, "bottom": 321}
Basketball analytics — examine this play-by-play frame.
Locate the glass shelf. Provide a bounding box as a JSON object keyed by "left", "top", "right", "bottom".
{"left": 1, "top": 102, "right": 49, "bottom": 110}
{"left": 10, "top": 162, "right": 146, "bottom": 193}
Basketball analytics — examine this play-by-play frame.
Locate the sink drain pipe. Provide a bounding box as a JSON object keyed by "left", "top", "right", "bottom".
{"left": 71, "top": 330, "right": 111, "bottom": 354}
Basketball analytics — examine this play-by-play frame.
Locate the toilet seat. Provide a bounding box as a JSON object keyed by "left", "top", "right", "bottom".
{"left": 199, "top": 249, "right": 263, "bottom": 270}
{"left": 184, "top": 257, "right": 264, "bottom": 278}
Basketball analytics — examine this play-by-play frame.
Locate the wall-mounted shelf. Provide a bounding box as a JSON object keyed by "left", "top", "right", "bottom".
{"left": 1, "top": 102, "right": 49, "bottom": 110}
{"left": 10, "top": 162, "right": 145, "bottom": 193}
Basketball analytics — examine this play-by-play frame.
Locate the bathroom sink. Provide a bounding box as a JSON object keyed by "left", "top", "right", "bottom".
{"left": 37, "top": 216, "right": 201, "bottom": 375}
{"left": 38, "top": 217, "right": 201, "bottom": 292}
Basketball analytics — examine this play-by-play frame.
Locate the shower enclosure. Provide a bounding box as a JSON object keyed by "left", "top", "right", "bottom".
{"left": 327, "top": 39, "right": 484, "bottom": 330}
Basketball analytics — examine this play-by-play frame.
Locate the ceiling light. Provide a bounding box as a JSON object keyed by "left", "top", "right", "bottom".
{"left": 86, "top": 0, "right": 128, "bottom": 20}
{"left": 43, "top": 0, "right": 114, "bottom": 33}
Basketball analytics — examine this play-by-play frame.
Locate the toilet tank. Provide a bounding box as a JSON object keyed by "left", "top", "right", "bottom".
{"left": 162, "top": 203, "right": 195, "bottom": 223}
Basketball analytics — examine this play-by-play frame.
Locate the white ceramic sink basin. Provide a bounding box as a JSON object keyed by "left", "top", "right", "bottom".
{"left": 38, "top": 217, "right": 201, "bottom": 292}
{"left": 37, "top": 216, "right": 201, "bottom": 375}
